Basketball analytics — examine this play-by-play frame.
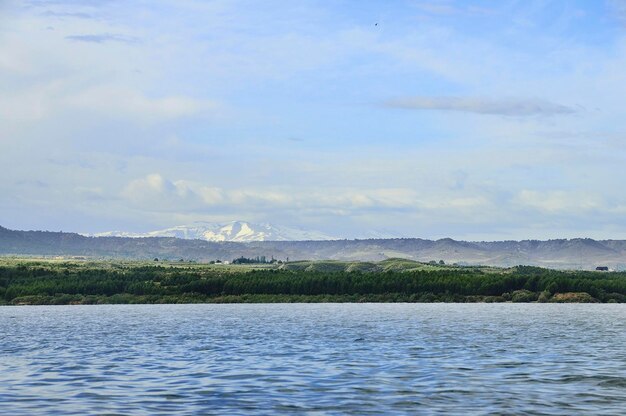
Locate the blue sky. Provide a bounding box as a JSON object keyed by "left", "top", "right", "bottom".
{"left": 2, "top": 0, "right": 626, "bottom": 240}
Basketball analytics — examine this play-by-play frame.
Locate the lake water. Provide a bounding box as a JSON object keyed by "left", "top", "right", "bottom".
{"left": 1, "top": 304, "right": 625, "bottom": 415}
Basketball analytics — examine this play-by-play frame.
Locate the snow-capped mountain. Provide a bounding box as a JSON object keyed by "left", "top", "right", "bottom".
{"left": 93, "top": 221, "right": 337, "bottom": 242}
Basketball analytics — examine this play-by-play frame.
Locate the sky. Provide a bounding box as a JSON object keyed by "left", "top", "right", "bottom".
{"left": 2, "top": 0, "right": 626, "bottom": 240}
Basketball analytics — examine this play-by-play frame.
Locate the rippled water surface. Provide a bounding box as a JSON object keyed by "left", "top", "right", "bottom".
{"left": 1, "top": 304, "right": 625, "bottom": 415}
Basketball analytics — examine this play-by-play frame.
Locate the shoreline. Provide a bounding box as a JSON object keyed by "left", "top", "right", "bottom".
{"left": 1, "top": 292, "right": 616, "bottom": 305}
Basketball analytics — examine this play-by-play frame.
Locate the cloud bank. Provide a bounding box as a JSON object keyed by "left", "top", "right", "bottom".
{"left": 65, "top": 33, "right": 138, "bottom": 44}
{"left": 384, "top": 97, "right": 576, "bottom": 116}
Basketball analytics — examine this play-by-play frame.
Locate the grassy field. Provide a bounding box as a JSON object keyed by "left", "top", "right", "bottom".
{"left": 0, "top": 256, "right": 275, "bottom": 272}
{"left": 0, "top": 256, "right": 471, "bottom": 273}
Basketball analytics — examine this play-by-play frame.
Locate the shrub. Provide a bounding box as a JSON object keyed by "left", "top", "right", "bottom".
{"left": 551, "top": 292, "right": 598, "bottom": 303}
{"left": 511, "top": 289, "right": 538, "bottom": 302}
{"left": 537, "top": 290, "right": 552, "bottom": 303}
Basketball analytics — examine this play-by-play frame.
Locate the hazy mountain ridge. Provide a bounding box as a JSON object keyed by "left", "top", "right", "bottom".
{"left": 2, "top": 226, "right": 626, "bottom": 270}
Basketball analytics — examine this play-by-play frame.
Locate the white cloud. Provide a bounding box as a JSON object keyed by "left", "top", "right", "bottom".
{"left": 515, "top": 190, "right": 602, "bottom": 213}
{"left": 122, "top": 174, "right": 176, "bottom": 201}
{"left": 65, "top": 86, "right": 217, "bottom": 121}
{"left": 0, "top": 83, "right": 217, "bottom": 123}
{"left": 119, "top": 174, "right": 495, "bottom": 220}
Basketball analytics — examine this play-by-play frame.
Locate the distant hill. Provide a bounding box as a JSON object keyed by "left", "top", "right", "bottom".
{"left": 2, "top": 225, "right": 626, "bottom": 270}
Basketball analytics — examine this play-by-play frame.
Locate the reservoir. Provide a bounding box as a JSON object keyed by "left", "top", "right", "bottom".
{"left": 1, "top": 304, "right": 625, "bottom": 414}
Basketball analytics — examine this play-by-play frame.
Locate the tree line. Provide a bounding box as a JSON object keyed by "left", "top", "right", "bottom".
{"left": 0, "top": 263, "right": 625, "bottom": 304}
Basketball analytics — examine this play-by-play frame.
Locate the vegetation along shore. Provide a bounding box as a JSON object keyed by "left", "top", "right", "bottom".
{"left": 1, "top": 257, "right": 625, "bottom": 305}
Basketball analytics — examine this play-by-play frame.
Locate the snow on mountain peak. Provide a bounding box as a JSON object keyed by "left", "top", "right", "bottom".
{"left": 93, "top": 221, "right": 336, "bottom": 242}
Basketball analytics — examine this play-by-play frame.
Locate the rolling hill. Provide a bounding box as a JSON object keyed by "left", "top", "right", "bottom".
{"left": 2, "top": 225, "right": 626, "bottom": 270}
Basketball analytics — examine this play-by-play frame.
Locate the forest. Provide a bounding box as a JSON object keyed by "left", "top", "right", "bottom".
{"left": 1, "top": 259, "right": 625, "bottom": 305}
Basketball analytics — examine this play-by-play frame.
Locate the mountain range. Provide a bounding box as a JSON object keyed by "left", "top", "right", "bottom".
{"left": 91, "top": 221, "right": 336, "bottom": 242}
{"left": 2, "top": 225, "right": 626, "bottom": 270}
